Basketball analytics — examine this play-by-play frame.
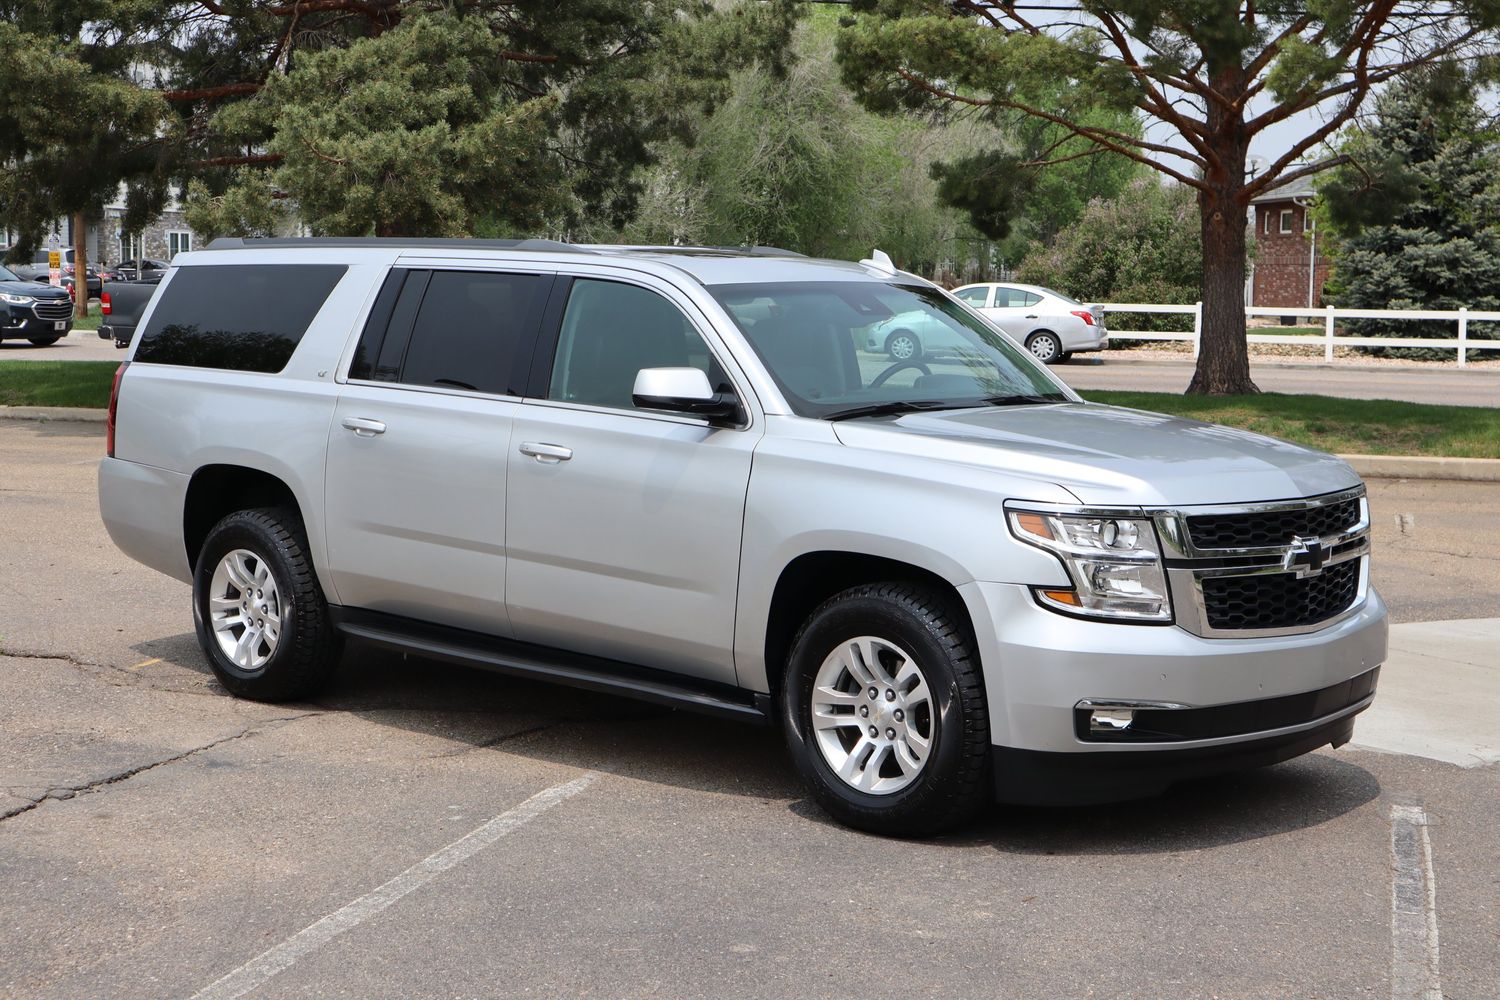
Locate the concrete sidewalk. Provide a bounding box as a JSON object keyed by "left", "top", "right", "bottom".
{"left": 1353, "top": 617, "right": 1500, "bottom": 767}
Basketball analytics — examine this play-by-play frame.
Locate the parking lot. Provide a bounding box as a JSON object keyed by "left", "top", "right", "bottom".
{"left": 2, "top": 418, "right": 1497, "bottom": 999}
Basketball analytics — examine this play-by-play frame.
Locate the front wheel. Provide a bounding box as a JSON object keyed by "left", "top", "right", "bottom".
{"left": 192, "top": 507, "right": 341, "bottom": 701}
{"left": 1025, "top": 331, "right": 1062, "bottom": 364}
{"left": 781, "top": 582, "right": 990, "bottom": 836}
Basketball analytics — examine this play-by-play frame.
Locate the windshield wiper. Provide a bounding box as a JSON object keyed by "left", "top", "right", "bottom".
{"left": 980, "top": 393, "right": 1070, "bottom": 406}
{"left": 824, "top": 400, "right": 961, "bottom": 422}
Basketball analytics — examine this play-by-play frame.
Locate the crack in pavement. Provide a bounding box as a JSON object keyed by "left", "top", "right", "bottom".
{"left": 0, "top": 712, "right": 320, "bottom": 823}
{"left": 0, "top": 645, "right": 224, "bottom": 697}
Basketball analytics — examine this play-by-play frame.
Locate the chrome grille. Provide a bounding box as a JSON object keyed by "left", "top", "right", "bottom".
{"left": 31, "top": 298, "right": 73, "bottom": 321}
{"left": 1200, "top": 559, "right": 1361, "bottom": 631}
{"left": 1186, "top": 497, "right": 1361, "bottom": 550}
{"left": 1157, "top": 487, "right": 1371, "bottom": 638}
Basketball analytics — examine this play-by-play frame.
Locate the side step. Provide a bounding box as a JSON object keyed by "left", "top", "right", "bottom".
{"left": 330, "top": 608, "right": 772, "bottom": 725}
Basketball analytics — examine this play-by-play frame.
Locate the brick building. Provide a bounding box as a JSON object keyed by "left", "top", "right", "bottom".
{"left": 1249, "top": 177, "right": 1331, "bottom": 311}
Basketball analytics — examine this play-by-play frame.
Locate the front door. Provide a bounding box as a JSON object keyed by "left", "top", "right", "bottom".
{"left": 324, "top": 266, "right": 552, "bottom": 635}
{"left": 504, "top": 276, "right": 758, "bottom": 685}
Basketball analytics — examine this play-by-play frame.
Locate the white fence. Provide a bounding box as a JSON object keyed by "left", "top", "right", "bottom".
{"left": 1098, "top": 302, "right": 1499, "bottom": 368}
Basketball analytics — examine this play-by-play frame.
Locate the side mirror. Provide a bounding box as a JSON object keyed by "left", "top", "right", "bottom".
{"left": 632, "top": 367, "right": 740, "bottom": 423}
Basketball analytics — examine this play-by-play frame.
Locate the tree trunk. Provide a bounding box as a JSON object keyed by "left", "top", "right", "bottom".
{"left": 72, "top": 211, "right": 90, "bottom": 320}
{"left": 1188, "top": 185, "right": 1257, "bottom": 394}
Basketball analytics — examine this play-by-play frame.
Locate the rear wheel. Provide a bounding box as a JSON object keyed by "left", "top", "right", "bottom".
{"left": 1025, "top": 331, "right": 1062, "bottom": 364}
{"left": 192, "top": 507, "right": 340, "bottom": 701}
{"left": 27, "top": 335, "right": 61, "bottom": 346}
{"left": 781, "top": 582, "right": 990, "bottom": 836}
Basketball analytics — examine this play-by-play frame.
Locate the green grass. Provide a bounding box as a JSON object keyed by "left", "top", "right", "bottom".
{"left": 71, "top": 312, "right": 102, "bottom": 331}
{"left": 1082, "top": 391, "right": 1500, "bottom": 459}
{"left": 0, "top": 361, "right": 119, "bottom": 408}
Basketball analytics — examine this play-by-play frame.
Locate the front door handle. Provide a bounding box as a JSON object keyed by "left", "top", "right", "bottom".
{"left": 341, "top": 416, "right": 386, "bottom": 437}
{"left": 519, "top": 441, "right": 572, "bottom": 463}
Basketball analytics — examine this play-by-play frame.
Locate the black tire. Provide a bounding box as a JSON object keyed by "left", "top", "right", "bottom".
{"left": 1025, "top": 330, "right": 1062, "bottom": 364}
{"left": 781, "top": 582, "right": 990, "bottom": 836}
{"left": 27, "top": 335, "right": 61, "bottom": 346}
{"left": 192, "top": 507, "right": 341, "bottom": 701}
{"left": 884, "top": 329, "right": 921, "bottom": 362}
{"left": 1057, "top": 351, "right": 1074, "bottom": 363}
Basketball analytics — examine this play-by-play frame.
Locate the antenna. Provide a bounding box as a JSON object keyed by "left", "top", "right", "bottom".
{"left": 859, "top": 248, "right": 897, "bottom": 276}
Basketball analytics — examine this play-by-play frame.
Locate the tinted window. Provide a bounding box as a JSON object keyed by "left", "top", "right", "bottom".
{"left": 348, "top": 270, "right": 408, "bottom": 382}
{"left": 399, "top": 270, "right": 546, "bottom": 396}
{"left": 955, "top": 286, "right": 989, "bottom": 306}
{"left": 135, "top": 264, "right": 346, "bottom": 372}
{"left": 1020, "top": 292, "right": 1043, "bottom": 307}
{"left": 548, "top": 279, "right": 727, "bottom": 411}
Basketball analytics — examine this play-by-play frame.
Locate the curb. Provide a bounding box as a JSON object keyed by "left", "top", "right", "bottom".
{"left": 1340, "top": 454, "right": 1500, "bottom": 482}
{"left": 3, "top": 406, "right": 1498, "bottom": 481}
{"left": 0, "top": 406, "right": 107, "bottom": 423}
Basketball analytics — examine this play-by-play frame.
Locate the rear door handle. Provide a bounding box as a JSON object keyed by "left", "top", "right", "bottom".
{"left": 519, "top": 441, "right": 572, "bottom": 463}
{"left": 341, "top": 416, "right": 386, "bottom": 437}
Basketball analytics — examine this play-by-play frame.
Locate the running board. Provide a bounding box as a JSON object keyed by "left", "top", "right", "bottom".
{"left": 330, "top": 608, "right": 772, "bottom": 725}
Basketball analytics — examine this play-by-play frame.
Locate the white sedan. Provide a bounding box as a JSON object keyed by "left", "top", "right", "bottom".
{"left": 949, "top": 282, "right": 1108, "bottom": 363}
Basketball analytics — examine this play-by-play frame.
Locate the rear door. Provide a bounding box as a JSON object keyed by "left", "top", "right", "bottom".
{"left": 982, "top": 286, "right": 1042, "bottom": 336}
{"left": 503, "top": 274, "right": 759, "bottom": 684}
{"left": 324, "top": 265, "right": 553, "bottom": 636}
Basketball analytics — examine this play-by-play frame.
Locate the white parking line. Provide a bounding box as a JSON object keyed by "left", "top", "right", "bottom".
{"left": 189, "top": 772, "right": 598, "bottom": 1000}
{"left": 1389, "top": 804, "right": 1442, "bottom": 1000}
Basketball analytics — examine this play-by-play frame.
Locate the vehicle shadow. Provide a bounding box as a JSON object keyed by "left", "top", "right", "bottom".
{"left": 142, "top": 637, "right": 1383, "bottom": 849}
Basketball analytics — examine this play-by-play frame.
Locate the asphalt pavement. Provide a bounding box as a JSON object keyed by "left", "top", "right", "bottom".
{"left": 2, "top": 420, "right": 1498, "bottom": 999}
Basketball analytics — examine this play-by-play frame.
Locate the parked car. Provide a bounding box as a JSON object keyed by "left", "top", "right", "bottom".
{"left": 950, "top": 282, "right": 1108, "bottom": 363}
{"left": 114, "top": 258, "right": 171, "bottom": 282}
{"left": 98, "top": 276, "right": 164, "bottom": 348}
{"left": 99, "top": 238, "right": 1385, "bottom": 836}
{"left": 0, "top": 262, "right": 74, "bottom": 344}
{"left": 11, "top": 249, "right": 103, "bottom": 298}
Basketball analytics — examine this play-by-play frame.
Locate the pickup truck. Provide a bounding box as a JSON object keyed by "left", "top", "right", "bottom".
{"left": 98, "top": 277, "right": 163, "bottom": 348}
{"left": 98, "top": 237, "right": 1386, "bottom": 835}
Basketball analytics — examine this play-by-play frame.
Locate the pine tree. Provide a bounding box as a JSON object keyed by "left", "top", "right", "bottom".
{"left": 1319, "top": 66, "right": 1500, "bottom": 357}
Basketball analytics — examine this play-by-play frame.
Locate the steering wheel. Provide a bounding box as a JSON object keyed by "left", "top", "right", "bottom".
{"left": 870, "top": 359, "right": 931, "bottom": 388}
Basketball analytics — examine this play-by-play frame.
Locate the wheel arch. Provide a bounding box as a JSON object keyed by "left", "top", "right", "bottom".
{"left": 760, "top": 550, "right": 979, "bottom": 708}
{"left": 183, "top": 464, "right": 303, "bottom": 573}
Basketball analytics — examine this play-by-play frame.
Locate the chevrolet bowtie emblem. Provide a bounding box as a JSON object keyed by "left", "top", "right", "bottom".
{"left": 1282, "top": 536, "right": 1328, "bottom": 578}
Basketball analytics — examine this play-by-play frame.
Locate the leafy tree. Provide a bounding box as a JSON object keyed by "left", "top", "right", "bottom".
{"left": 178, "top": 1, "right": 796, "bottom": 238}
{"left": 1319, "top": 66, "right": 1500, "bottom": 357}
{"left": 1016, "top": 178, "right": 1202, "bottom": 329}
{"left": 837, "top": 1, "right": 1500, "bottom": 394}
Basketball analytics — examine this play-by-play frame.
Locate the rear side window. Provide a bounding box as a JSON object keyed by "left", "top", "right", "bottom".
{"left": 135, "top": 264, "right": 346, "bottom": 372}
{"left": 398, "top": 271, "right": 546, "bottom": 395}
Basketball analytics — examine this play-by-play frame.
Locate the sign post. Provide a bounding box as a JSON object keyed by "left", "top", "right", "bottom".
{"left": 47, "top": 250, "right": 62, "bottom": 287}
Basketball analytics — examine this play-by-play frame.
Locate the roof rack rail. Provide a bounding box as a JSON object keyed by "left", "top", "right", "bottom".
{"left": 578, "top": 243, "right": 805, "bottom": 258}
{"left": 204, "top": 236, "right": 594, "bottom": 254}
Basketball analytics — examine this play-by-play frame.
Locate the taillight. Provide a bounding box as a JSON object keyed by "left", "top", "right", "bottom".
{"left": 1070, "top": 310, "right": 1095, "bottom": 326}
{"left": 107, "top": 362, "right": 128, "bottom": 458}
{"left": 101, "top": 291, "right": 112, "bottom": 315}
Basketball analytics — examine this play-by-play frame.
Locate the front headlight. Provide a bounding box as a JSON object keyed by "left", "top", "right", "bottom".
{"left": 0, "top": 292, "right": 35, "bottom": 305}
{"left": 1008, "top": 509, "right": 1173, "bottom": 623}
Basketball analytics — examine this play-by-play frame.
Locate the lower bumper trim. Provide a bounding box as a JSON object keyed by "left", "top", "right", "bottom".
{"left": 992, "top": 710, "right": 1363, "bottom": 806}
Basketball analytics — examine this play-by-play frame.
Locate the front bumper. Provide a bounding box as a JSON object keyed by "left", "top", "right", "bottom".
{"left": 958, "top": 580, "right": 1387, "bottom": 798}
{"left": 1, "top": 307, "right": 73, "bottom": 339}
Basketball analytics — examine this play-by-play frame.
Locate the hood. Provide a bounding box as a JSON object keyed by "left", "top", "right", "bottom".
{"left": 831, "top": 402, "right": 1361, "bottom": 507}
{"left": 0, "top": 279, "right": 70, "bottom": 299}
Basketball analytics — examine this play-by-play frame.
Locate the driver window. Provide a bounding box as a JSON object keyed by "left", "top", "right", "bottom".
{"left": 549, "top": 279, "right": 728, "bottom": 411}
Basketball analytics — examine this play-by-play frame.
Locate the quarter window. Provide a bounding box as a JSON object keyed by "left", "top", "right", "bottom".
{"left": 547, "top": 279, "right": 727, "bottom": 411}
{"left": 134, "top": 264, "right": 347, "bottom": 372}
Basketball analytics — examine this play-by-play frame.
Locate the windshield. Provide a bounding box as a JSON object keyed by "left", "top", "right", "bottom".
{"left": 708, "top": 280, "right": 1072, "bottom": 418}
{"left": 0, "top": 264, "right": 21, "bottom": 282}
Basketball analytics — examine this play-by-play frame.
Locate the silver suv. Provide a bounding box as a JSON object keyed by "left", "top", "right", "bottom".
{"left": 99, "top": 238, "right": 1386, "bottom": 835}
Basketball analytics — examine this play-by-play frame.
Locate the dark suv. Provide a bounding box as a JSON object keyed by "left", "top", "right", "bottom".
{"left": 0, "top": 262, "right": 74, "bottom": 344}
{"left": 11, "top": 249, "right": 103, "bottom": 298}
